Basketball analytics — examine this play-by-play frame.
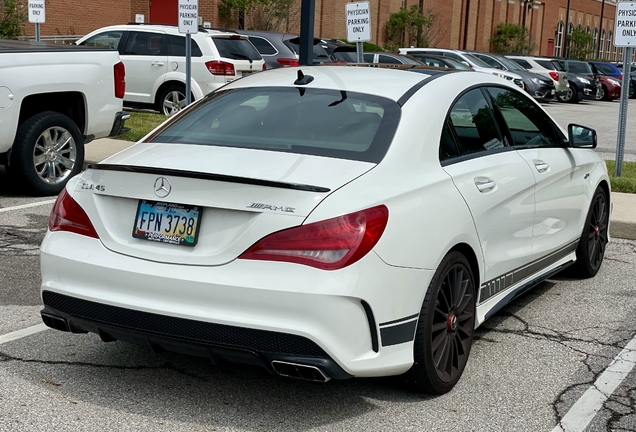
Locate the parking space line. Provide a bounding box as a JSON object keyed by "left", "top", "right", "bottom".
{"left": 0, "top": 324, "right": 48, "bottom": 345}
{"left": 0, "top": 199, "right": 56, "bottom": 213}
{"left": 552, "top": 335, "right": 636, "bottom": 432}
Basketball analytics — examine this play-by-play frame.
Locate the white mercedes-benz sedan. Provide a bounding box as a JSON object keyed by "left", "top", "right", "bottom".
{"left": 40, "top": 66, "right": 610, "bottom": 394}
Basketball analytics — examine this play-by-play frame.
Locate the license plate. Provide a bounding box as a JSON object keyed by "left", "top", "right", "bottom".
{"left": 132, "top": 200, "right": 202, "bottom": 247}
{"left": 551, "top": 89, "right": 556, "bottom": 95}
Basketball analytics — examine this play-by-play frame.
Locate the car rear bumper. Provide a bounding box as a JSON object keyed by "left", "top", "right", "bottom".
{"left": 40, "top": 231, "right": 433, "bottom": 379}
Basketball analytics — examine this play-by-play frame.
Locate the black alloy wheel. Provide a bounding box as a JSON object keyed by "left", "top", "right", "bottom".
{"left": 573, "top": 187, "right": 609, "bottom": 278}
{"left": 406, "top": 251, "right": 475, "bottom": 394}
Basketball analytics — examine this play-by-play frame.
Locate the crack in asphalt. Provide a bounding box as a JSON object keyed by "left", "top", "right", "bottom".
{"left": 0, "top": 350, "right": 208, "bottom": 383}
{"left": 479, "top": 311, "right": 636, "bottom": 430}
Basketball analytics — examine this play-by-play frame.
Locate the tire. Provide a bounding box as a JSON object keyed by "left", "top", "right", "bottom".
{"left": 8, "top": 111, "right": 84, "bottom": 196}
{"left": 558, "top": 84, "right": 579, "bottom": 103}
{"left": 629, "top": 84, "right": 635, "bottom": 99}
{"left": 158, "top": 85, "right": 187, "bottom": 116}
{"left": 571, "top": 187, "right": 609, "bottom": 278}
{"left": 404, "top": 251, "right": 476, "bottom": 394}
{"left": 598, "top": 85, "right": 608, "bottom": 101}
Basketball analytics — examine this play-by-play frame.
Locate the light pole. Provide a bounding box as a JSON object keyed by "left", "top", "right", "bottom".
{"left": 597, "top": 0, "right": 606, "bottom": 59}
{"left": 563, "top": 0, "right": 571, "bottom": 58}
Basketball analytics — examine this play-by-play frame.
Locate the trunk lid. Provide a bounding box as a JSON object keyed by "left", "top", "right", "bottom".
{"left": 73, "top": 143, "right": 375, "bottom": 266}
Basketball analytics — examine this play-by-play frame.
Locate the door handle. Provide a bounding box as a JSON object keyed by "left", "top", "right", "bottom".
{"left": 533, "top": 160, "right": 550, "bottom": 173}
{"left": 151, "top": 62, "right": 165, "bottom": 67}
{"left": 475, "top": 178, "right": 496, "bottom": 193}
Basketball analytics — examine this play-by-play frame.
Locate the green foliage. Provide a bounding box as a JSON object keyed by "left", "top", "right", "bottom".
{"left": 0, "top": 0, "right": 25, "bottom": 38}
{"left": 606, "top": 160, "right": 636, "bottom": 194}
{"left": 385, "top": 5, "right": 436, "bottom": 52}
{"left": 490, "top": 23, "right": 535, "bottom": 54}
{"left": 118, "top": 112, "right": 167, "bottom": 142}
{"left": 218, "top": 0, "right": 297, "bottom": 32}
{"left": 567, "top": 27, "right": 595, "bottom": 60}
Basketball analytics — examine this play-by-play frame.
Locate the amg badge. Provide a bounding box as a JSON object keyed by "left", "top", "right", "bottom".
{"left": 247, "top": 203, "right": 295, "bottom": 213}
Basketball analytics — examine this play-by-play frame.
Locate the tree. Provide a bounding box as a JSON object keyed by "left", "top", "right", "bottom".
{"left": 0, "top": 0, "right": 26, "bottom": 38}
{"left": 385, "top": 5, "right": 438, "bottom": 52}
{"left": 218, "top": 0, "right": 298, "bottom": 32}
{"left": 490, "top": 23, "right": 535, "bottom": 54}
{"left": 567, "top": 27, "right": 594, "bottom": 60}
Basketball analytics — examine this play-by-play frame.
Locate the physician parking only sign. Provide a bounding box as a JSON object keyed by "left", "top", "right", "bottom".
{"left": 178, "top": 0, "right": 198, "bottom": 34}
{"left": 615, "top": 2, "right": 636, "bottom": 47}
{"left": 346, "top": 2, "right": 371, "bottom": 43}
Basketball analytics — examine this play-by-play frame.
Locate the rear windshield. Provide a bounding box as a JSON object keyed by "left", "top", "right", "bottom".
{"left": 535, "top": 60, "right": 559, "bottom": 71}
{"left": 284, "top": 40, "right": 330, "bottom": 60}
{"left": 212, "top": 37, "right": 262, "bottom": 61}
{"left": 149, "top": 87, "right": 401, "bottom": 163}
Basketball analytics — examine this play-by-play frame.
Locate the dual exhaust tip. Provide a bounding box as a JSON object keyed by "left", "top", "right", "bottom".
{"left": 271, "top": 360, "right": 331, "bottom": 383}
{"left": 41, "top": 313, "right": 70, "bottom": 332}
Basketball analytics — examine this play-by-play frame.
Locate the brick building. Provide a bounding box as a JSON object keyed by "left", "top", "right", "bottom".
{"left": 24, "top": 0, "right": 622, "bottom": 59}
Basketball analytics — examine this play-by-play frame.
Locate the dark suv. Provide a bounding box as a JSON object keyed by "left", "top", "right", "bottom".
{"left": 557, "top": 59, "right": 600, "bottom": 103}
{"left": 236, "top": 30, "right": 331, "bottom": 69}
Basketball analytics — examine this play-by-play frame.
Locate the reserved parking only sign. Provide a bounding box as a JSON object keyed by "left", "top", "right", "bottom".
{"left": 615, "top": 2, "right": 636, "bottom": 46}
{"left": 346, "top": 1, "right": 371, "bottom": 43}
{"left": 178, "top": 0, "right": 198, "bottom": 34}
{"left": 28, "top": 0, "right": 45, "bottom": 24}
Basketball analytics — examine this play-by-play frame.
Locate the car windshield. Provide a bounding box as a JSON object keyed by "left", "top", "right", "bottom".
{"left": 496, "top": 56, "right": 526, "bottom": 71}
{"left": 212, "top": 37, "right": 262, "bottom": 61}
{"left": 444, "top": 58, "right": 473, "bottom": 70}
{"left": 462, "top": 53, "right": 492, "bottom": 68}
{"left": 149, "top": 87, "right": 401, "bottom": 163}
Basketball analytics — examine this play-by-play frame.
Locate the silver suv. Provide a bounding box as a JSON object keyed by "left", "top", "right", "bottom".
{"left": 506, "top": 56, "right": 569, "bottom": 98}
{"left": 77, "top": 24, "right": 265, "bottom": 115}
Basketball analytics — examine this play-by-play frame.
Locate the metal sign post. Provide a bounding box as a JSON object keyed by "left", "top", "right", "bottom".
{"left": 345, "top": 2, "right": 371, "bottom": 64}
{"left": 28, "top": 0, "right": 46, "bottom": 42}
{"left": 613, "top": 1, "right": 636, "bottom": 176}
{"left": 178, "top": 0, "right": 199, "bottom": 107}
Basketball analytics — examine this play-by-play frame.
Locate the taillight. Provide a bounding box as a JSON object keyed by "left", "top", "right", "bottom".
{"left": 549, "top": 71, "right": 559, "bottom": 81}
{"left": 114, "top": 61, "right": 126, "bottom": 99}
{"left": 49, "top": 189, "right": 98, "bottom": 239}
{"left": 619, "top": 74, "right": 623, "bottom": 80}
{"left": 205, "top": 60, "right": 235, "bottom": 76}
{"left": 239, "top": 205, "right": 389, "bottom": 270}
{"left": 276, "top": 58, "right": 300, "bottom": 67}
{"left": 262, "top": 63, "right": 267, "bottom": 71}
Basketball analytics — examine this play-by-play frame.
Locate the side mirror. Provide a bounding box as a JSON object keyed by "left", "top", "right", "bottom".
{"left": 568, "top": 124, "right": 597, "bottom": 149}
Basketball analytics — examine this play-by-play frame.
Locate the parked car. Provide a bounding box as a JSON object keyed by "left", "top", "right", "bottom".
{"left": 236, "top": 29, "right": 331, "bottom": 69}
{"left": 77, "top": 23, "right": 265, "bottom": 116}
{"left": 40, "top": 66, "right": 609, "bottom": 395}
{"left": 592, "top": 61, "right": 622, "bottom": 79}
{"left": 596, "top": 71, "right": 622, "bottom": 101}
{"left": 470, "top": 52, "right": 556, "bottom": 102}
{"left": 364, "top": 52, "right": 423, "bottom": 65}
{"left": 408, "top": 53, "right": 474, "bottom": 70}
{"left": 554, "top": 59, "right": 600, "bottom": 103}
{"left": 330, "top": 45, "right": 359, "bottom": 63}
{"left": 506, "top": 55, "right": 570, "bottom": 99}
{"left": 320, "top": 39, "right": 354, "bottom": 58}
{"left": 0, "top": 39, "right": 128, "bottom": 195}
{"left": 399, "top": 48, "right": 525, "bottom": 89}
{"left": 617, "top": 63, "right": 636, "bottom": 98}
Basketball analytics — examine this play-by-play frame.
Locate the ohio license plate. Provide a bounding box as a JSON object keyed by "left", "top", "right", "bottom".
{"left": 132, "top": 200, "right": 202, "bottom": 247}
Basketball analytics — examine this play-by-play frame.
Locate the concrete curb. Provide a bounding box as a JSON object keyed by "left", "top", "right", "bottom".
{"left": 85, "top": 138, "right": 636, "bottom": 241}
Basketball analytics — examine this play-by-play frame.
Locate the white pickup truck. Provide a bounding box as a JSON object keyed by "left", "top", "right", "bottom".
{"left": 0, "top": 39, "right": 129, "bottom": 195}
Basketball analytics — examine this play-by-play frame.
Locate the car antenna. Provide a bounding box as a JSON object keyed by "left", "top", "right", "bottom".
{"left": 294, "top": 70, "right": 314, "bottom": 85}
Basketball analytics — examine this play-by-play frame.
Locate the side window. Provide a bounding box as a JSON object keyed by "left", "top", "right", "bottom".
{"left": 447, "top": 88, "right": 505, "bottom": 156}
{"left": 80, "top": 31, "right": 123, "bottom": 50}
{"left": 513, "top": 58, "right": 533, "bottom": 69}
{"left": 124, "top": 31, "right": 167, "bottom": 56}
{"left": 363, "top": 53, "right": 375, "bottom": 63}
{"left": 487, "top": 87, "right": 561, "bottom": 147}
{"left": 248, "top": 36, "right": 277, "bottom": 55}
{"left": 377, "top": 55, "right": 401, "bottom": 64}
{"left": 439, "top": 120, "right": 460, "bottom": 161}
{"left": 166, "top": 35, "right": 202, "bottom": 57}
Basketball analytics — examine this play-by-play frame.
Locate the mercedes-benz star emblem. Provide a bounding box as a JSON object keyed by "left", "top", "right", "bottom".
{"left": 154, "top": 177, "right": 172, "bottom": 198}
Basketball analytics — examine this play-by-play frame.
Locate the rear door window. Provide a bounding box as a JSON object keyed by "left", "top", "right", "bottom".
{"left": 248, "top": 36, "right": 277, "bottom": 55}
{"left": 149, "top": 87, "right": 401, "bottom": 163}
{"left": 377, "top": 54, "right": 401, "bottom": 64}
{"left": 213, "top": 37, "right": 262, "bottom": 61}
{"left": 447, "top": 88, "right": 505, "bottom": 156}
{"left": 166, "top": 35, "right": 202, "bottom": 57}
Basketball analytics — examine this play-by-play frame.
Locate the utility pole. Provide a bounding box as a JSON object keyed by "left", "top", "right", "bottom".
{"left": 462, "top": 0, "right": 470, "bottom": 49}
{"left": 563, "top": 0, "right": 571, "bottom": 58}
{"left": 597, "top": 0, "right": 606, "bottom": 58}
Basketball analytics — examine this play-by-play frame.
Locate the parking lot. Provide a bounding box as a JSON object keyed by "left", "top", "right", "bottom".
{"left": 1, "top": 98, "right": 636, "bottom": 431}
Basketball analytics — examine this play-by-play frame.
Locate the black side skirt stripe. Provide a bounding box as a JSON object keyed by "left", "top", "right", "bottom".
{"left": 479, "top": 240, "right": 578, "bottom": 304}
{"left": 87, "top": 164, "right": 331, "bottom": 193}
{"left": 379, "top": 313, "right": 420, "bottom": 327}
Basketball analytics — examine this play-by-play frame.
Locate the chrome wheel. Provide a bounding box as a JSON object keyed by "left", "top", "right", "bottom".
{"left": 587, "top": 192, "right": 608, "bottom": 271}
{"left": 431, "top": 263, "right": 475, "bottom": 383}
{"left": 559, "top": 87, "right": 574, "bottom": 102}
{"left": 162, "top": 90, "right": 186, "bottom": 116}
{"left": 32, "top": 126, "right": 77, "bottom": 185}
{"left": 597, "top": 87, "right": 605, "bottom": 100}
